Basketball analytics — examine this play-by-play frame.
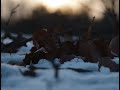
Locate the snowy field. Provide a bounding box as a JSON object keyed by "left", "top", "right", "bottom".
{"left": 1, "top": 33, "right": 119, "bottom": 90}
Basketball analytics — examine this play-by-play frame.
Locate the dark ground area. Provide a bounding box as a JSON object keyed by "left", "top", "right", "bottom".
{"left": 1, "top": 12, "right": 118, "bottom": 40}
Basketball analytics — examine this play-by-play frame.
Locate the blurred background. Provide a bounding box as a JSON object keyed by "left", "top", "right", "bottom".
{"left": 1, "top": 0, "right": 119, "bottom": 39}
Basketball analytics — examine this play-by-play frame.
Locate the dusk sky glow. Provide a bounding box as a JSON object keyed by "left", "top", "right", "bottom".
{"left": 1, "top": 0, "right": 119, "bottom": 21}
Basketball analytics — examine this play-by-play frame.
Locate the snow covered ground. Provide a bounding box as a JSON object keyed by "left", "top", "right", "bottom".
{"left": 1, "top": 63, "right": 119, "bottom": 90}
{"left": 1, "top": 34, "right": 119, "bottom": 90}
